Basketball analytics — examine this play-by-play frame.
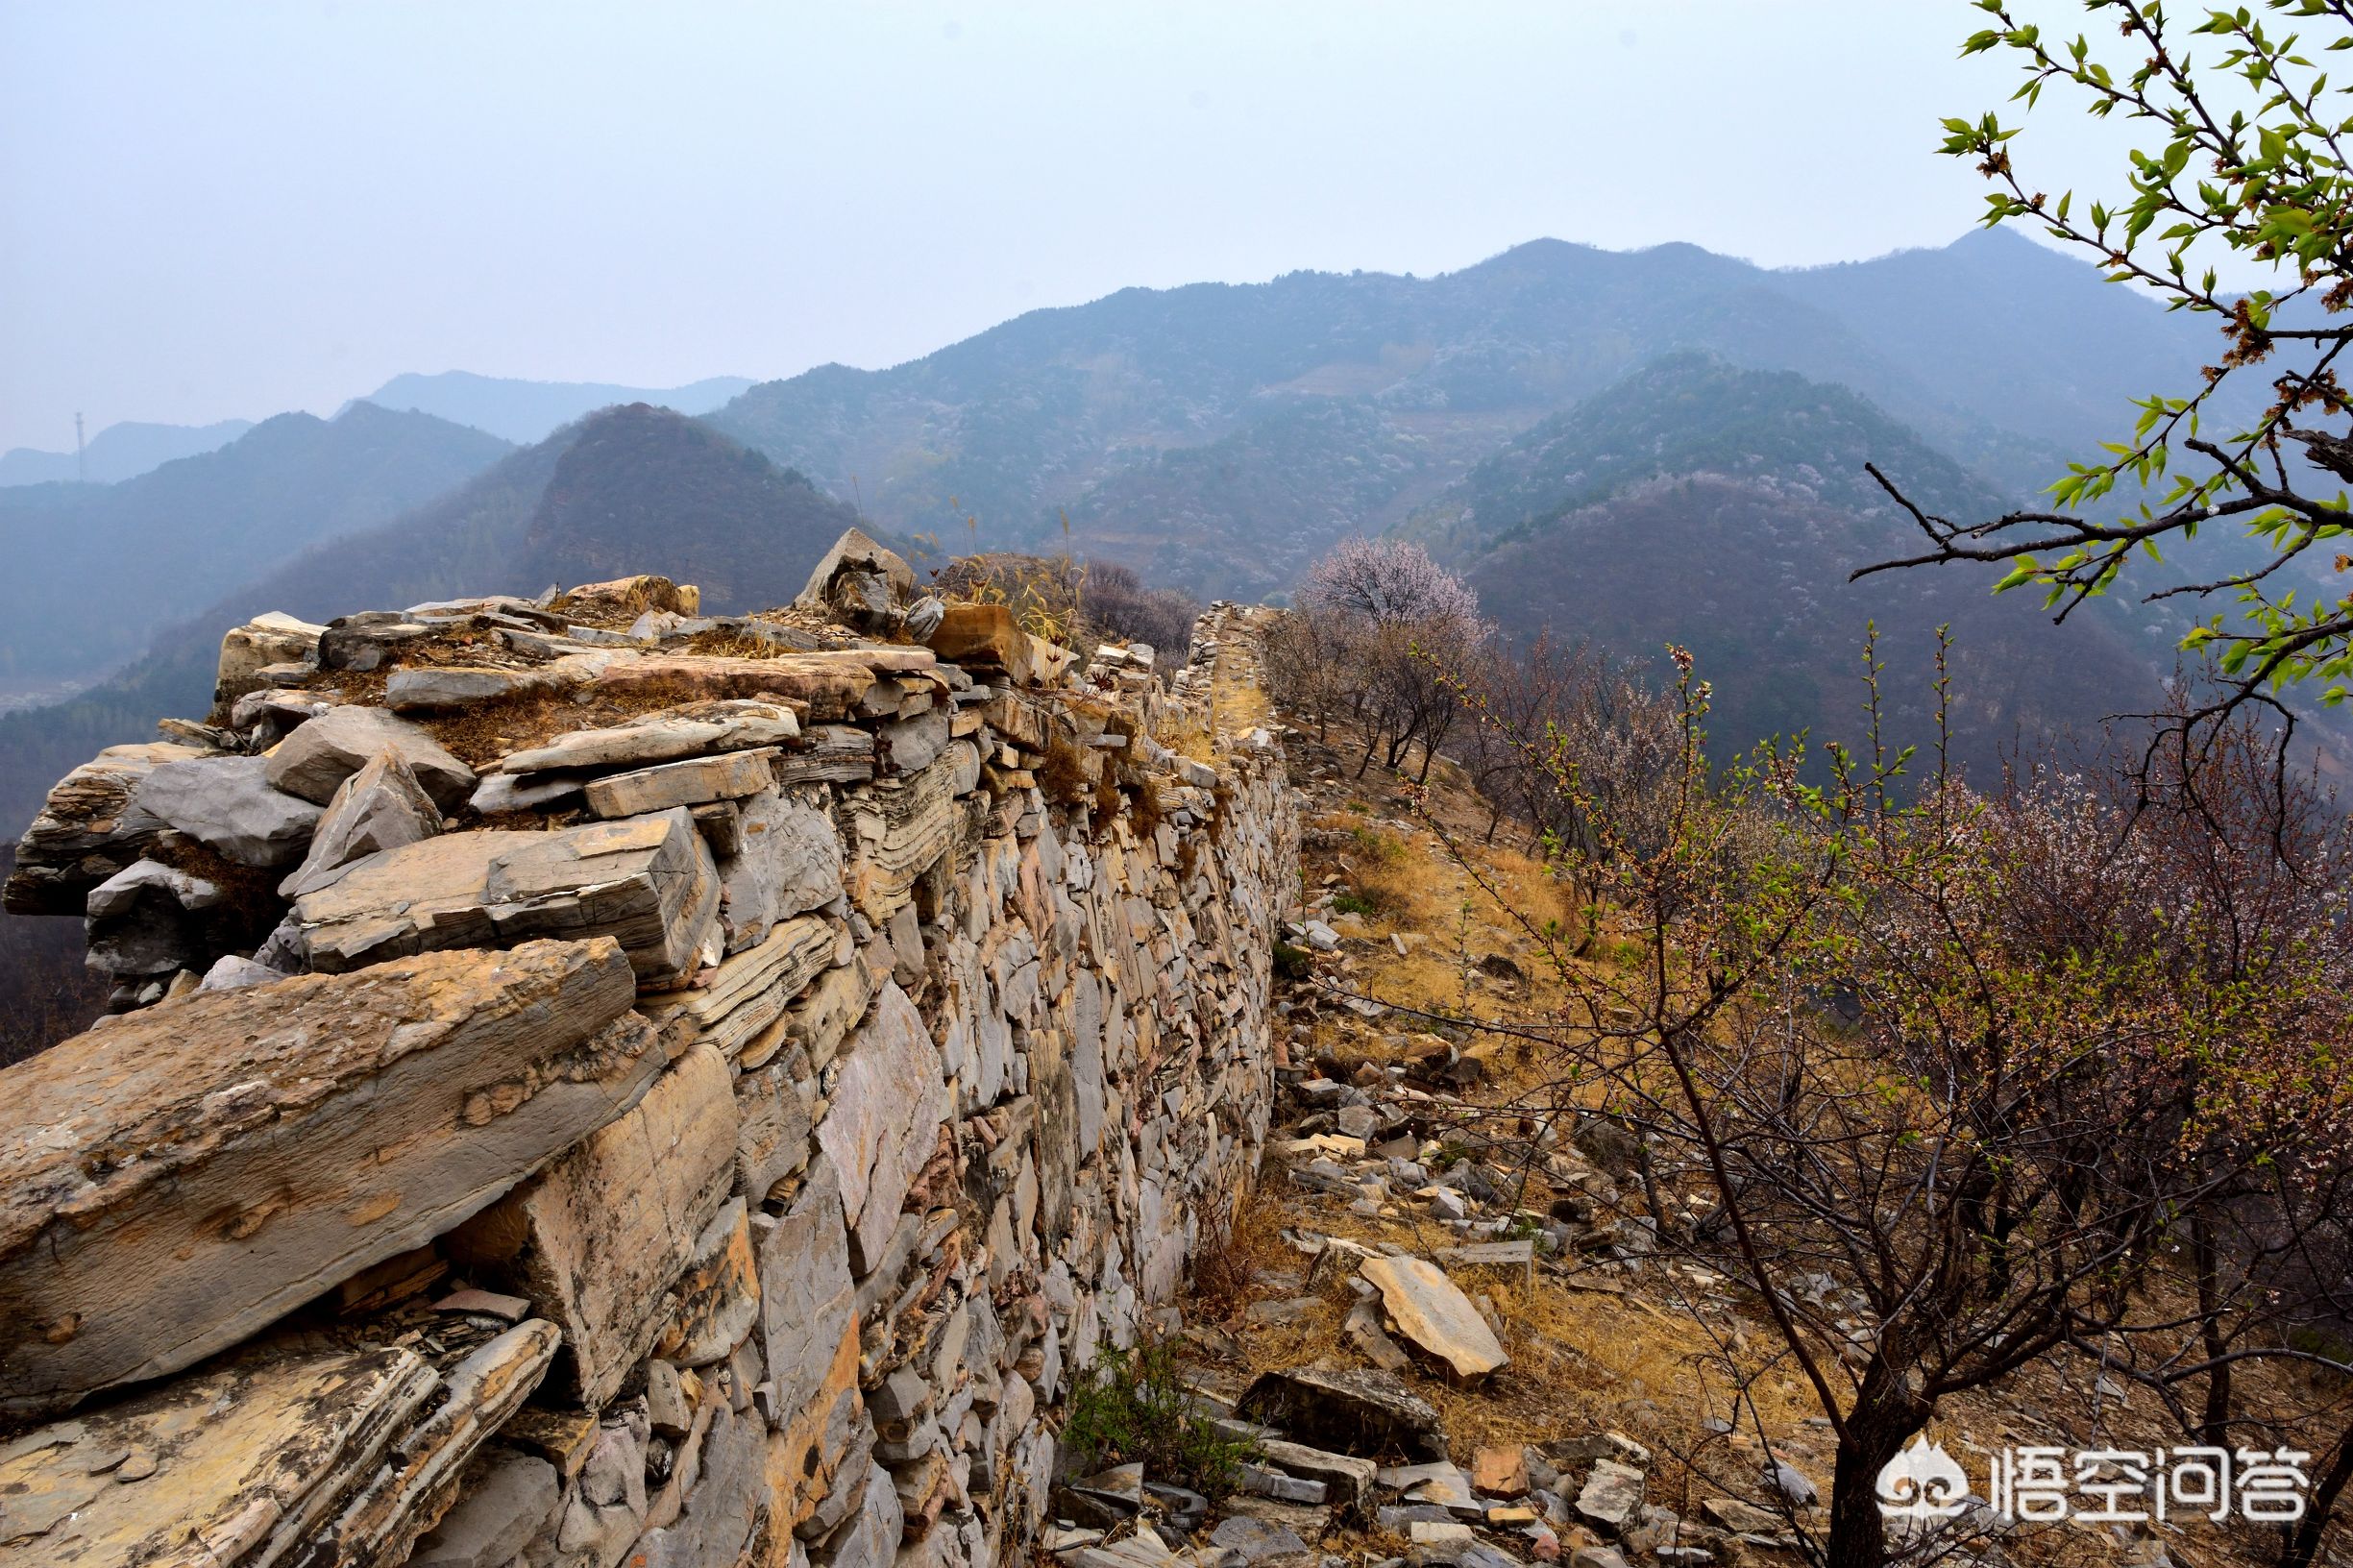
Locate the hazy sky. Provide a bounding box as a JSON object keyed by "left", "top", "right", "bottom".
{"left": 1, "top": 2, "right": 2183, "bottom": 453}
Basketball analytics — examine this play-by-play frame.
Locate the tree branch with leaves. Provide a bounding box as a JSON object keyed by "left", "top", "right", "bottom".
{"left": 1862, "top": 0, "right": 2353, "bottom": 767}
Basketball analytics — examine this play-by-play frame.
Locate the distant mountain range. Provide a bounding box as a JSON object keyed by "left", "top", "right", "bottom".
{"left": 1, "top": 374, "right": 758, "bottom": 492}
{"left": 0, "top": 419, "right": 256, "bottom": 486}
{"left": 0, "top": 404, "right": 511, "bottom": 703}
{"left": 704, "top": 230, "right": 2242, "bottom": 587}
{"left": 0, "top": 230, "right": 2318, "bottom": 843}
{"left": 351, "top": 371, "right": 758, "bottom": 444}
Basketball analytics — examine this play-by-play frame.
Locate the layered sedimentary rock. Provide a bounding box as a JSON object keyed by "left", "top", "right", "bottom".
{"left": 0, "top": 940, "right": 649, "bottom": 1420}
{"left": 0, "top": 557, "right": 1295, "bottom": 1568}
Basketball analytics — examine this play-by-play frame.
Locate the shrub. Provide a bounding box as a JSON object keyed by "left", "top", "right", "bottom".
{"left": 1059, "top": 1339, "right": 1257, "bottom": 1498}
{"left": 1271, "top": 941, "right": 1312, "bottom": 981}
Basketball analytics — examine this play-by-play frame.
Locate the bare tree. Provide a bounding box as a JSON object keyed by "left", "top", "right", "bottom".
{"left": 1862, "top": 2, "right": 2353, "bottom": 777}
{"left": 1371, "top": 635, "right": 2353, "bottom": 1568}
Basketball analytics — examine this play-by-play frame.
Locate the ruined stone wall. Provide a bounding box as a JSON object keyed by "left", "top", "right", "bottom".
{"left": 0, "top": 576, "right": 1297, "bottom": 1568}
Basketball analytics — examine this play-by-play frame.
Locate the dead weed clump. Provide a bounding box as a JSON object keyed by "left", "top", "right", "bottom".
{"left": 1188, "top": 1206, "right": 1262, "bottom": 1326}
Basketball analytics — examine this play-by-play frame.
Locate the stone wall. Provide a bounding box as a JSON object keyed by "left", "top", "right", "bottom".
{"left": 0, "top": 563, "right": 1296, "bottom": 1568}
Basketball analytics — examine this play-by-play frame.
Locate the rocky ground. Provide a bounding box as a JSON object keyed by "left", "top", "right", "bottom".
{"left": 1035, "top": 729, "right": 2341, "bottom": 1568}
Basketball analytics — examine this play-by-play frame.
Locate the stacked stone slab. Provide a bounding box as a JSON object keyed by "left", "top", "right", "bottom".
{"left": 0, "top": 555, "right": 1297, "bottom": 1568}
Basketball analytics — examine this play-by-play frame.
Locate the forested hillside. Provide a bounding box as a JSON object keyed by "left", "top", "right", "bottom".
{"left": 706, "top": 229, "right": 2242, "bottom": 592}
{"left": 0, "top": 404, "right": 511, "bottom": 702}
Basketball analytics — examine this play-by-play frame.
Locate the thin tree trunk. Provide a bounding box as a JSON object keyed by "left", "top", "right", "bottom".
{"left": 2191, "top": 1209, "right": 2233, "bottom": 1447}
{"left": 2278, "top": 1418, "right": 2353, "bottom": 1568}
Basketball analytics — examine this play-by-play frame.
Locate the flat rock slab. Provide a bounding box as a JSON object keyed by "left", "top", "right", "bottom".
{"left": 1378, "top": 1461, "right": 1478, "bottom": 1513}
{"left": 0, "top": 939, "right": 646, "bottom": 1420}
{"left": 584, "top": 747, "right": 777, "bottom": 819}
{"left": 382, "top": 652, "right": 622, "bottom": 712}
{"left": 1470, "top": 1446, "right": 1530, "bottom": 1498}
{"left": 495, "top": 699, "right": 803, "bottom": 776}
{"left": 264, "top": 703, "right": 476, "bottom": 809}
{"left": 589, "top": 651, "right": 933, "bottom": 723}
{"left": 133, "top": 753, "right": 323, "bottom": 868}
{"left": 1573, "top": 1460, "right": 1645, "bottom": 1533}
{"left": 1209, "top": 1515, "right": 1309, "bottom": 1564}
{"left": 813, "top": 981, "right": 950, "bottom": 1269}
{"left": 1255, "top": 1438, "right": 1379, "bottom": 1519}
{"left": 298, "top": 809, "right": 719, "bottom": 983}
{"left": 1360, "top": 1256, "right": 1509, "bottom": 1379}
{"left": 1235, "top": 1367, "right": 1447, "bottom": 1462}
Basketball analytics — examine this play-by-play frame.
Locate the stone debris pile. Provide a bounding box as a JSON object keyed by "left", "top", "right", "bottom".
{"left": 0, "top": 536, "right": 1299, "bottom": 1568}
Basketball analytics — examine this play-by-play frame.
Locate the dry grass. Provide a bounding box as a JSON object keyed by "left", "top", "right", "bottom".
{"left": 1038, "top": 731, "right": 1100, "bottom": 809}
{"left": 1247, "top": 715, "right": 2332, "bottom": 1568}
{"left": 1188, "top": 1186, "right": 1290, "bottom": 1326}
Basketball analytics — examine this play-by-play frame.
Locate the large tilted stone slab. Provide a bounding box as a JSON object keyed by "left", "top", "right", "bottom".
{"left": 584, "top": 747, "right": 776, "bottom": 820}
{"left": 4, "top": 742, "right": 207, "bottom": 916}
{"left": 279, "top": 748, "right": 444, "bottom": 899}
{"left": 0, "top": 939, "right": 650, "bottom": 1421}
{"left": 1360, "top": 1256, "right": 1508, "bottom": 1379}
{"left": 292, "top": 828, "right": 538, "bottom": 967}
{"left": 495, "top": 699, "right": 802, "bottom": 776}
{"left": 814, "top": 981, "right": 949, "bottom": 1269}
{"left": 480, "top": 813, "right": 718, "bottom": 982}
{"left": 460, "top": 1042, "right": 737, "bottom": 1407}
{"left": 297, "top": 810, "right": 720, "bottom": 983}
{"left": 0, "top": 1341, "right": 441, "bottom": 1565}
{"left": 133, "top": 753, "right": 323, "bottom": 868}
{"left": 263, "top": 702, "right": 477, "bottom": 809}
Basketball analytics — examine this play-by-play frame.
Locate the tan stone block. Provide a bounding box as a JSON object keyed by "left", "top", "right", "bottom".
{"left": 469, "top": 1042, "right": 738, "bottom": 1406}
{"left": 652, "top": 1196, "right": 763, "bottom": 1368}
{"left": 832, "top": 752, "right": 960, "bottom": 922}
{"left": 583, "top": 747, "right": 778, "bottom": 820}
{"left": 760, "top": 1326, "right": 861, "bottom": 1551}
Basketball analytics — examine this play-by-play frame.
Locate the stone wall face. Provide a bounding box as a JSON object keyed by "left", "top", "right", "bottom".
{"left": 0, "top": 579, "right": 1296, "bottom": 1568}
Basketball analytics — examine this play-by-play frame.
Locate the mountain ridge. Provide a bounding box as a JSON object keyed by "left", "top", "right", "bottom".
{"left": 0, "top": 418, "right": 257, "bottom": 488}
{"left": 354, "top": 370, "right": 758, "bottom": 443}
{"left": 0, "top": 403, "right": 511, "bottom": 702}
